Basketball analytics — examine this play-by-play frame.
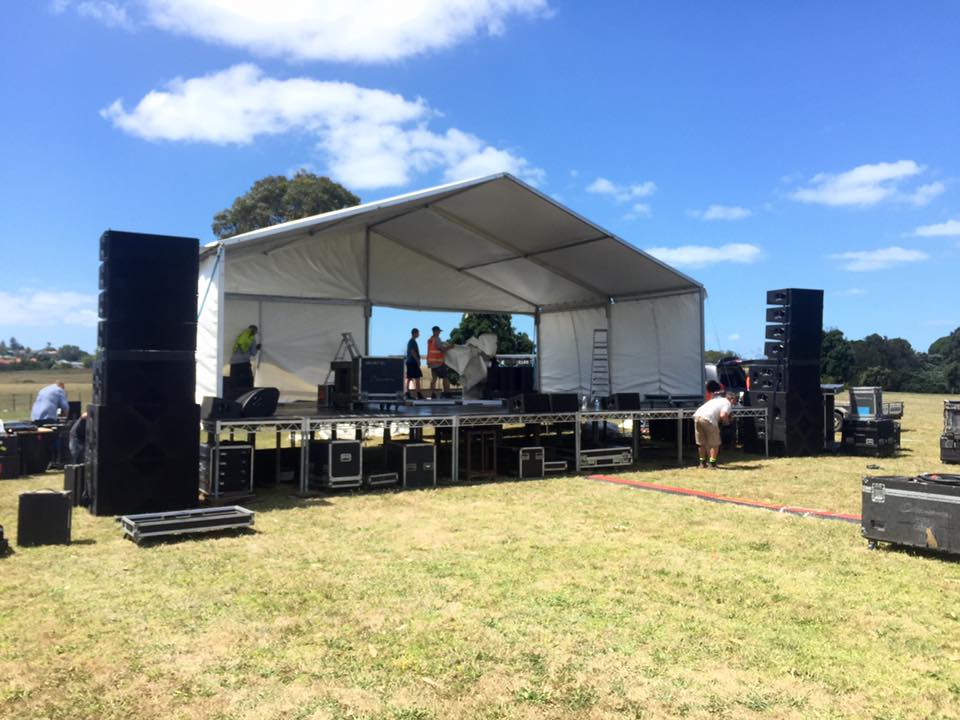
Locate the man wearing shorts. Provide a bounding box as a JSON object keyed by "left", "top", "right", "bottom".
{"left": 426, "top": 325, "right": 451, "bottom": 399}
{"left": 405, "top": 328, "right": 424, "bottom": 399}
{"left": 693, "top": 391, "right": 737, "bottom": 469}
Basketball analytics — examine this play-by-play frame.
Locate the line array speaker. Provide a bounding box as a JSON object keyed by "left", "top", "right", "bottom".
{"left": 764, "top": 288, "right": 823, "bottom": 363}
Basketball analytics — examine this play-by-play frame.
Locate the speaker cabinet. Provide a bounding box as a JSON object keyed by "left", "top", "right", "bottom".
{"left": 234, "top": 387, "right": 280, "bottom": 418}
{"left": 86, "top": 403, "right": 200, "bottom": 516}
{"left": 200, "top": 396, "right": 242, "bottom": 421}
{"left": 94, "top": 350, "right": 195, "bottom": 406}
{"left": 63, "top": 464, "right": 88, "bottom": 507}
{"left": 511, "top": 393, "right": 551, "bottom": 413}
{"left": 605, "top": 393, "right": 642, "bottom": 411}
{"left": 764, "top": 288, "right": 823, "bottom": 363}
{"left": 0, "top": 434, "right": 20, "bottom": 479}
{"left": 743, "top": 391, "right": 823, "bottom": 456}
{"left": 17, "top": 490, "right": 71, "bottom": 546}
{"left": 548, "top": 393, "right": 579, "bottom": 413}
{"left": 98, "top": 320, "right": 197, "bottom": 353}
{"left": 748, "top": 361, "right": 820, "bottom": 393}
{"left": 99, "top": 230, "right": 199, "bottom": 291}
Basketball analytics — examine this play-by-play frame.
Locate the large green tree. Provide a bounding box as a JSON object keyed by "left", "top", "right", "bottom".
{"left": 212, "top": 171, "right": 360, "bottom": 239}
{"left": 449, "top": 314, "right": 534, "bottom": 354}
{"left": 820, "top": 328, "right": 856, "bottom": 383}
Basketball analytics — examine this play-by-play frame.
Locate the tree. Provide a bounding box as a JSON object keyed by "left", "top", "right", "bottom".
{"left": 449, "top": 314, "right": 534, "bottom": 354}
{"left": 8, "top": 337, "right": 22, "bottom": 353}
{"left": 57, "top": 344, "right": 84, "bottom": 362}
{"left": 929, "top": 328, "right": 960, "bottom": 363}
{"left": 820, "top": 329, "right": 856, "bottom": 384}
{"left": 858, "top": 365, "right": 897, "bottom": 388}
{"left": 212, "top": 171, "right": 361, "bottom": 239}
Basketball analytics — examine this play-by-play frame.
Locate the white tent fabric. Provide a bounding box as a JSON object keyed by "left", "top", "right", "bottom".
{"left": 195, "top": 173, "right": 705, "bottom": 402}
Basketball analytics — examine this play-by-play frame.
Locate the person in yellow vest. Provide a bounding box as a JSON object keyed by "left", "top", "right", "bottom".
{"left": 230, "top": 324, "right": 260, "bottom": 390}
{"left": 427, "top": 325, "right": 451, "bottom": 399}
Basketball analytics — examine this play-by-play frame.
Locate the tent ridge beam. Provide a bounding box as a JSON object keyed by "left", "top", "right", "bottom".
{"left": 457, "top": 233, "right": 610, "bottom": 271}
{"left": 370, "top": 227, "right": 538, "bottom": 311}
{"left": 426, "top": 205, "right": 609, "bottom": 300}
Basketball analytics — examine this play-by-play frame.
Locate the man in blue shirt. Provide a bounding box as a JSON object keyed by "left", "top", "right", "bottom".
{"left": 31, "top": 382, "right": 69, "bottom": 423}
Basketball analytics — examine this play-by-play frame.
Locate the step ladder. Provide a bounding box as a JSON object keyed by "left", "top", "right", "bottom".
{"left": 324, "top": 332, "right": 362, "bottom": 384}
{"left": 589, "top": 328, "right": 610, "bottom": 401}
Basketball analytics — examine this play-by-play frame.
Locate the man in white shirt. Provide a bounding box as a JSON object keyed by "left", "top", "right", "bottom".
{"left": 693, "top": 391, "right": 737, "bottom": 469}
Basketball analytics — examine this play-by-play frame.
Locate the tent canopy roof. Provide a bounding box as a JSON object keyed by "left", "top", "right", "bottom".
{"left": 209, "top": 173, "right": 702, "bottom": 314}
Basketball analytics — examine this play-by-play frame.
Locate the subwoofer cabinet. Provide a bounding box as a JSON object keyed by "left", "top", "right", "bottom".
{"left": 308, "top": 440, "right": 362, "bottom": 489}
{"left": 496, "top": 445, "right": 545, "bottom": 479}
{"left": 862, "top": 475, "right": 960, "bottom": 555}
{"left": 17, "top": 490, "right": 72, "bottom": 546}
{"left": 385, "top": 442, "right": 436, "bottom": 489}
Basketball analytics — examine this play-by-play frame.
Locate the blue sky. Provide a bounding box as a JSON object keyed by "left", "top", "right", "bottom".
{"left": 2, "top": 1, "right": 959, "bottom": 358}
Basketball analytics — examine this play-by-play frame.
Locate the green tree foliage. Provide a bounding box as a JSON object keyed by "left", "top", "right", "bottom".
{"left": 448, "top": 314, "right": 534, "bottom": 354}
{"left": 57, "top": 344, "right": 84, "bottom": 362}
{"left": 849, "top": 333, "right": 918, "bottom": 390}
{"left": 212, "top": 171, "right": 360, "bottom": 240}
{"left": 704, "top": 349, "right": 738, "bottom": 364}
{"left": 8, "top": 337, "right": 22, "bottom": 352}
{"left": 946, "top": 362, "right": 960, "bottom": 394}
{"left": 929, "top": 328, "right": 960, "bottom": 363}
{"left": 820, "top": 328, "right": 856, "bottom": 383}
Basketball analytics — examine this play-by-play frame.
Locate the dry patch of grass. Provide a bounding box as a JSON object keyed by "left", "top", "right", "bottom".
{"left": 3, "top": 392, "right": 960, "bottom": 719}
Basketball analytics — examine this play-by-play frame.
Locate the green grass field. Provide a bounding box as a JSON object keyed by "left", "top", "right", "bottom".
{"left": 3, "top": 392, "right": 960, "bottom": 719}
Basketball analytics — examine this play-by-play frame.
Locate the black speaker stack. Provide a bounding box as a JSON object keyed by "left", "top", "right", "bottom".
{"left": 87, "top": 230, "right": 200, "bottom": 516}
{"left": 744, "top": 289, "right": 824, "bottom": 456}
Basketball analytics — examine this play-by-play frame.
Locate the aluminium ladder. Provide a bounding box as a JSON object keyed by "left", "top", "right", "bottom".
{"left": 589, "top": 328, "right": 610, "bottom": 402}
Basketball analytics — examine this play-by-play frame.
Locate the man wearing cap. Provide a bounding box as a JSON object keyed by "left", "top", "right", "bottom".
{"left": 426, "top": 325, "right": 451, "bottom": 399}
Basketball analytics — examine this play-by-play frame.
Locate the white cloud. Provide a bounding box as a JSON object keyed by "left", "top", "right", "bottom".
{"left": 828, "top": 246, "right": 928, "bottom": 272}
{"left": 689, "top": 204, "right": 752, "bottom": 221}
{"left": 51, "top": 0, "right": 134, "bottom": 29}
{"left": 0, "top": 290, "right": 98, "bottom": 329}
{"left": 101, "top": 64, "right": 543, "bottom": 190}
{"left": 834, "top": 288, "right": 867, "bottom": 297}
{"left": 644, "top": 243, "right": 762, "bottom": 268}
{"left": 790, "top": 160, "right": 943, "bottom": 207}
{"left": 54, "top": 0, "right": 549, "bottom": 62}
{"left": 728, "top": 333, "right": 741, "bottom": 342}
{"left": 623, "top": 202, "right": 651, "bottom": 221}
{"left": 913, "top": 219, "right": 960, "bottom": 237}
{"left": 587, "top": 177, "right": 657, "bottom": 203}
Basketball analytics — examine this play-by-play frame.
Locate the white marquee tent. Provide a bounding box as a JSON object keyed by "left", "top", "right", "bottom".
{"left": 196, "top": 173, "right": 705, "bottom": 403}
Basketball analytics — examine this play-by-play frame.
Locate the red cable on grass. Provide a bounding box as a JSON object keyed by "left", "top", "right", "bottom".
{"left": 588, "top": 474, "right": 861, "bottom": 524}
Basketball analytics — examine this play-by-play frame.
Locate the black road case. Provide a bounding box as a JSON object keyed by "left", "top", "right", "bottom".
{"left": 309, "top": 439, "right": 362, "bottom": 489}
{"left": 200, "top": 443, "right": 253, "bottom": 496}
{"left": 942, "top": 434, "right": 960, "bottom": 464}
{"left": 862, "top": 475, "right": 960, "bottom": 555}
{"left": 842, "top": 418, "right": 898, "bottom": 456}
{"left": 497, "top": 445, "right": 545, "bottom": 479}
{"left": 386, "top": 442, "right": 436, "bottom": 489}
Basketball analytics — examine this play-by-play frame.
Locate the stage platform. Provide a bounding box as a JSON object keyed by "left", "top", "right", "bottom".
{"left": 202, "top": 401, "right": 770, "bottom": 499}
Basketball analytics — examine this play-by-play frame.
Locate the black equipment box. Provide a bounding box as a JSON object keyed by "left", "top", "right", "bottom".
{"left": 0, "top": 524, "right": 9, "bottom": 556}
{"left": 332, "top": 356, "right": 404, "bottom": 405}
{"left": 316, "top": 383, "right": 336, "bottom": 409}
{"left": 252, "top": 446, "right": 301, "bottom": 486}
{"left": 497, "top": 445, "right": 545, "bottom": 479}
{"left": 941, "top": 434, "right": 960, "bottom": 464}
{"left": 0, "top": 434, "right": 20, "bottom": 479}
{"left": 63, "top": 464, "right": 87, "bottom": 508}
{"left": 366, "top": 471, "right": 399, "bottom": 487}
{"left": 579, "top": 446, "right": 633, "bottom": 469}
{"left": 309, "top": 439, "right": 362, "bottom": 489}
{"left": 604, "top": 393, "right": 641, "bottom": 411}
{"left": 842, "top": 417, "right": 898, "bottom": 456}
{"left": 548, "top": 393, "right": 579, "bottom": 413}
{"left": 386, "top": 442, "right": 436, "bottom": 489}
{"left": 849, "top": 386, "right": 884, "bottom": 420}
{"left": 119, "top": 505, "right": 254, "bottom": 545}
{"left": 485, "top": 365, "right": 535, "bottom": 399}
{"left": 17, "top": 429, "right": 54, "bottom": 476}
{"left": 862, "top": 475, "right": 960, "bottom": 554}
{"left": 544, "top": 459, "right": 568, "bottom": 474}
{"left": 17, "top": 490, "right": 71, "bottom": 546}
{"left": 510, "top": 393, "right": 551, "bottom": 413}
{"left": 200, "top": 443, "right": 253, "bottom": 496}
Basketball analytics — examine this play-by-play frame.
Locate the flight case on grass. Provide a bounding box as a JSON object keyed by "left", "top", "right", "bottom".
{"left": 862, "top": 475, "right": 960, "bottom": 555}
{"left": 119, "top": 506, "right": 255, "bottom": 545}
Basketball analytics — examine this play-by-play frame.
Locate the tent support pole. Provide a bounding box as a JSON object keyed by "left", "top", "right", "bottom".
{"left": 364, "top": 227, "right": 371, "bottom": 354}
{"left": 605, "top": 302, "right": 613, "bottom": 396}
{"left": 534, "top": 309, "right": 542, "bottom": 392}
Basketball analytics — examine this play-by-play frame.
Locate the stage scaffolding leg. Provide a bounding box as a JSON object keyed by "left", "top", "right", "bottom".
{"left": 300, "top": 418, "right": 310, "bottom": 495}
{"left": 632, "top": 414, "right": 640, "bottom": 462}
{"left": 452, "top": 418, "right": 460, "bottom": 483}
{"left": 765, "top": 407, "right": 770, "bottom": 458}
{"left": 575, "top": 413, "right": 582, "bottom": 473}
{"left": 677, "top": 408, "right": 683, "bottom": 467}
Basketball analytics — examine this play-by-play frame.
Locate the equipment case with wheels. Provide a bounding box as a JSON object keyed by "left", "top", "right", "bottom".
{"left": 862, "top": 474, "right": 960, "bottom": 555}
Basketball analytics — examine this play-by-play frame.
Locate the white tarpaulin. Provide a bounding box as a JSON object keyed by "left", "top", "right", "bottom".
{"left": 196, "top": 173, "right": 705, "bottom": 402}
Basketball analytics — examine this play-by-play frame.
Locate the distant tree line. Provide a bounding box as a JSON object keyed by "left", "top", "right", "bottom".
{"left": 820, "top": 327, "right": 960, "bottom": 393}
{"left": 0, "top": 337, "right": 94, "bottom": 371}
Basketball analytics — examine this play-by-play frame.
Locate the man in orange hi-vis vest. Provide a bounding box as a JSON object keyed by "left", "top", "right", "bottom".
{"left": 427, "top": 325, "right": 451, "bottom": 399}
